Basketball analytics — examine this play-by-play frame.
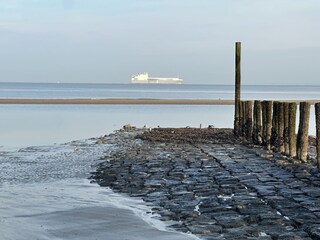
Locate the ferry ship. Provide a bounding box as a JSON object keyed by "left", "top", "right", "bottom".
{"left": 131, "top": 73, "right": 183, "bottom": 84}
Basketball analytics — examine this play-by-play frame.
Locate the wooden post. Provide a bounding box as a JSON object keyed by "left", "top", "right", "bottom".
{"left": 315, "top": 103, "right": 320, "bottom": 167}
{"left": 271, "top": 101, "right": 279, "bottom": 148}
{"left": 245, "top": 101, "right": 253, "bottom": 140}
{"left": 234, "top": 42, "right": 241, "bottom": 135}
{"left": 265, "top": 101, "right": 273, "bottom": 150}
{"left": 261, "top": 101, "right": 267, "bottom": 145}
{"left": 297, "top": 102, "right": 310, "bottom": 162}
{"left": 257, "top": 100, "right": 263, "bottom": 144}
{"left": 283, "top": 102, "right": 290, "bottom": 155}
{"left": 297, "top": 102, "right": 303, "bottom": 159}
{"left": 253, "top": 100, "right": 262, "bottom": 144}
{"left": 241, "top": 101, "right": 246, "bottom": 137}
{"left": 278, "top": 102, "right": 285, "bottom": 153}
{"left": 288, "top": 102, "right": 297, "bottom": 158}
{"left": 253, "top": 101, "right": 257, "bottom": 142}
{"left": 238, "top": 101, "right": 244, "bottom": 136}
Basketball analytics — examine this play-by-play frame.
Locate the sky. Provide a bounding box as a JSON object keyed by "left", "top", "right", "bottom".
{"left": 0, "top": 0, "right": 319, "bottom": 84}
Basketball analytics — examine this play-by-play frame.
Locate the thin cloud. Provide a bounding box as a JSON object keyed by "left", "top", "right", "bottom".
{"left": 62, "top": 0, "right": 75, "bottom": 10}
{"left": 0, "top": 0, "right": 19, "bottom": 9}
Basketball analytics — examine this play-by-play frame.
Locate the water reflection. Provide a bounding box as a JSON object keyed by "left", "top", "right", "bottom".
{"left": 0, "top": 104, "right": 234, "bottom": 148}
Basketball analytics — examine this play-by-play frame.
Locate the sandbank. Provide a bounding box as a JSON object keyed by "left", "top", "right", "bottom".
{"left": 0, "top": 98, "right": 234, "bottom": 105}
{"left": 0, "top": 98, "right": 319, "bottom": 105}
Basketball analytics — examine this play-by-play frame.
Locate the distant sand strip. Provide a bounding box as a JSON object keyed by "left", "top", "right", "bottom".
{"left": 0, "top": 98, "right": 235, "bottom": 105}
{"left": 0, "top": 98, "right": 319, "bottom": 105}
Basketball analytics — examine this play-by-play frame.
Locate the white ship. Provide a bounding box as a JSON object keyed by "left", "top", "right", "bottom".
{"left": 131, "top": 73, "right": 183, "bottom": 84}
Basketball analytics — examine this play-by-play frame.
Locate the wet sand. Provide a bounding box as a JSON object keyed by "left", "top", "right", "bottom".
{"left": 31, "top": 206, "right": 199, "bottom": 240}
{"left": 0, "top": 137, "right": 200, "bottom": 240}
{"left": 0, "top": 180, "right": 199, "bottom": 240}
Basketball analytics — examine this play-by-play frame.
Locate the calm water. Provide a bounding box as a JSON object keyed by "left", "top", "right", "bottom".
{"left": 0, "top": 82, "right": 319, "bottom": 240}
{"left": 0, "top": 83, "right": 208, "bottom": 240}
{"left": 1, "top": 82, "right": 320, "bottom": 100}
{"left": 0, "top": 135, "right": 199, "bottom": 240}
{"left": 0, "top": 83, "right": 319, "bottom": 148}
{"left": 0, "top": 104, "right": 234, "bottom": 148}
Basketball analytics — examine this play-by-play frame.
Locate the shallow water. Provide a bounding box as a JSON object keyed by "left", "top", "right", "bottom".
{"left": 0, "top": 136, "right": 200, "bottom": 240}
{"left": 0, "top": 180, "right": 200, "bottom": 240}
{"left": 0, "top": 103, "right": 317, "bottom": 150}
{"left": 1, "top": 82, "right": 320, "bottom": 100}
{"left": 0, "top": 104, "right": 235, "bottom": 148}
{"left": 1, "top": 83, "right": 319, "bottom": 148}
{"left": 0, "top": 101, "right": 231, "bottom": 239}
{"left": 1, "top": 83, "right": 318, "bottom": 239}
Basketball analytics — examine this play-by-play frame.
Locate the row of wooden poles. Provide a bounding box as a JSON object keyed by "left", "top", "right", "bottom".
{"left": 234, "top": 100, "right": 320, "bottom": 167}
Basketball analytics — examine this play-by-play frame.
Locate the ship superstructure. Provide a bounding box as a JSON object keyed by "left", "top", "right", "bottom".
{"left": 131, "top": 73, "right": 183, "bottom": 84}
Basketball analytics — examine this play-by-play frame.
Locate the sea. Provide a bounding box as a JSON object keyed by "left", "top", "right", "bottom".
{"left": 0, "top": 82, "right": 319, "bottom": 240}
{"left": 1, "top": 82, "right": 320, "bottom": 148}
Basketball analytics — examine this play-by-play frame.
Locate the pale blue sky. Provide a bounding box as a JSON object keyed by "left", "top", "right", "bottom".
{"left": 0, "top": 0, "right": 319, "bottom": 84}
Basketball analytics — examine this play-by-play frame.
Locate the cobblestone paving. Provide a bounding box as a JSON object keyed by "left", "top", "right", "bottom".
{"left": 92, "top": 131, "right": 320, "bottom": 240}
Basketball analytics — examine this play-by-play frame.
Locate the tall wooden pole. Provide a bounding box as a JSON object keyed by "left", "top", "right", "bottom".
{"left": 234, "top": 42, "right": 241, "bottom": 135}
{"left": 315, "top": 103, "right": 320, "bottom": 167}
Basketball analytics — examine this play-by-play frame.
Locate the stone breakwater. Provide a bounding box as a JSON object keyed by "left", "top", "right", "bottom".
{"left": 91, "top": 128, "right": 320, "bottom": 240}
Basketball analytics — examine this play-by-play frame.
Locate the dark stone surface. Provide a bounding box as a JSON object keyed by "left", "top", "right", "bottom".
{"left": 91, "top": 128, "right": 320, "bottom": 239}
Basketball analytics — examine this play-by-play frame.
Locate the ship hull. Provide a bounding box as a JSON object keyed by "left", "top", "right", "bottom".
{"left": 132, "top": 79, "right": 182, "bottom": 84}
{"left": 131, "top": 73, "right": 183, "bottom": 84}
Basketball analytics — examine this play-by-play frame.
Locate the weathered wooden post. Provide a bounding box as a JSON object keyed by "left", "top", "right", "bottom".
{"left": 253, "top": 101, "right": 257, "bottom": 142}
{"left": 261, "top": 101, "right": 272, "bottom": 149}
{"left": 315, "top": 103, "right": 320, "bottom": 167}
{"left": 278, "top": 102, "right": 285, "bottom": 153}
{"left": 241, "top": 101, "right": 246, "bottom": 137}
{"left": 261, "top": 101, "right": 267, "bottom": 145}
{"left": 265, "top": 101, "right": 273, "bottom": 150}
{"left": 253, "top": 100, "right": 262, "bottom": 144}
{"left": 271, "top": 101, "right": 279, "bottom": 147}
{"left": 234, "top": 42, "right": 241, "bottom": 135}
{"left": 283, "top": 102, "right": 290, "bottom": 155}
{"left": 258, "top": 101, "right": 262, "bottom": 144}
{"left": 288, "top": 102, "right": 297, "bottom": 158}
{"left": 297, "top": 102, "right": 310, "bottom": 162}
{"left": 238, "top": 100, "right": 243, "bottom": 136}
{"left": 245, "top": 101, "right": 253, "bottom": 140}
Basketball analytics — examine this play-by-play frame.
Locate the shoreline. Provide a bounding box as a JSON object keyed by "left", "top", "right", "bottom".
{"left": 0, "top": 135, "right": 200, "bottom": 240}
{"left": 1, "top": 98, "right": 319, "bottom": 105}
{"left": 92, "top": 127, "right": 320, "bottom": 239}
